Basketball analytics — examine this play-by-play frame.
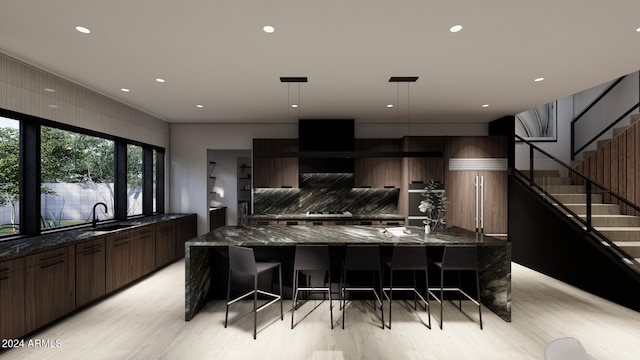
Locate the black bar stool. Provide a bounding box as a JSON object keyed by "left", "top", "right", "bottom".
{"left": 428, "top": 245, "right": 483, "bottom": 330}
{"left": 383, "top": 245, "right": 431, "bottom": 329}
{"left": 224, "top": 246, "right": 283, "bottom": 339}
{"left": 291, "top": 245, "right": 333, "bottom": 329}
{"left": 341, "top": 245, "right": 384, "bottom": 329}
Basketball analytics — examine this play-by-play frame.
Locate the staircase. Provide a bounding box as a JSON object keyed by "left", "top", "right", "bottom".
{"left": 530, "top": 169, "right": 640, "bottom": 271}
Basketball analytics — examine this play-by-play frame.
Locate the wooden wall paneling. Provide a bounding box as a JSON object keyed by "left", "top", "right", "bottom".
{"left": 611, "top": 135, "right": 619, "bottom": 205}
{"left": 618, "top": 132, "right": 627, "bottom": 214}
{"left": 626, "top": 128, "right": 635, "bottom": 216}
{"left": 636, "top": 125, "right": 640, "bottom": 216}
{"left": 596, "top": 145, "right": 604, "bottom": 188}
{"left": 0, "top": 257, "right": 25, "bottom": 339}
{"left": 603, "top": 142, "right": 611, "bottom": 204}
{"left": 573, "top": 162, "right": 583, "bottom": 186}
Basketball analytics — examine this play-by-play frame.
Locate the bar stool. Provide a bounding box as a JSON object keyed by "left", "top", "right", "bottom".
{"left": 341, "top": 245, "right": 384, "bottom": 329}
{"left": 428, "top": 245, "right": 482, "bottom": 330}
{"left": 383, "top": 245, "right": 431, "bottom": 329}
{"left": 224, "top": 246, "right": 283, "bottom": 339}
{"left": 291, "top": 245, "right": 333, "bottom": 329}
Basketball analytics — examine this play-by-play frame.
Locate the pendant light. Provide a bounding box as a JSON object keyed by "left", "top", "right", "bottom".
{"left": 280, "top": 77, "right": 308, "bottom": 138}
{"left": 389, "top": 76, "right": 418, "bottom": 138}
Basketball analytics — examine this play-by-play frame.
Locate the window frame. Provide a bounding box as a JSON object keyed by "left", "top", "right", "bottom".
{"left": 0, "top": 108, "right": 165, "bottom": 240}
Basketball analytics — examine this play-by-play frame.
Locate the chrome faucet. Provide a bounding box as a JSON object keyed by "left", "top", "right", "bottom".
{"left": 92, "top": 202, "right": 108, "bottom": 228}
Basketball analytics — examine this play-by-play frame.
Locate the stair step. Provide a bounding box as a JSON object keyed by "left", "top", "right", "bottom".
{"left": 613, "top": 126, "right": 627, "bottom": 137}
{"left": 630, "top": 113, "right": 640, "bottom": 124}
{"left": 549, "top": 194, "right": 604, "bottom": 203}
{"left": 597, "top": 228, "right": 640, "bottom": 241}
{"left": 596, "top": 139, "right": 610, "bottom": 149}
{"left": 613, "top": 242, "right": 640, "bottom": 257}
{"left": 519, "top": 169, "right": 561, "bottom": 177}
{"left": 574, "top": 215, "right": 640, "bottom": 227}
{"left": 582, "top": 150, "right": 596, "bottom": 159}
{"left": 556, "top": 203, "right": 621, "bottom": 215}
{"left": 533, "top": 176, "right": 573, "bottom": 185}
{"left": 543, "top": 185, "right": 586, "bottom": 194}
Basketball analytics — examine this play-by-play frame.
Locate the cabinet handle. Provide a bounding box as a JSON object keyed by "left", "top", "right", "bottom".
{"left": 114, "top": 241, "right": 129, "bottom": 247}
{"left": 82, "top": 249, "right": 103, "bottom": 256}
{"left": 40, "top": 252, "right": 65, "bottom": 261}
{"left": 82, "top": 243, "right": 103, "bottom": 251}
{"left": 0, "top": 276, "right": 8, "bottom": 281}
{"left": 40, "top": 260, "right": 64, "bottom": 269}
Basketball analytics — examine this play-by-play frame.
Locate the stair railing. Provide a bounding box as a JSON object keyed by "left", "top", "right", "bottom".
{"left": 571, "top": 74, "right": 640, "bottom": 160}
{"left": 516, "top": 134, "right": 640, "bottom": 269}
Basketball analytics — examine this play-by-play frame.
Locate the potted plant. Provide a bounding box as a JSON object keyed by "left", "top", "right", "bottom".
{"left": 418, "top": 180, "right": 447, "bottom": 232}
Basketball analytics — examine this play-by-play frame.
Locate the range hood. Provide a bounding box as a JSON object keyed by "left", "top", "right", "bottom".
{"left": 298, "top": 119, "right": 355, "bottom": 174}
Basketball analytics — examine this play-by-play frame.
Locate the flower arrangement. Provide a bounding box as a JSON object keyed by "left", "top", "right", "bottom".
{"left": 418, "top": 180, "right": 447, "bottom": 231}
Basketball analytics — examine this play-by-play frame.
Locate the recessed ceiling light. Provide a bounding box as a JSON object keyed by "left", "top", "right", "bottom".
{"left": 386, "top": 104, "right": 394, "bottom": 108}
{"left": 636, "top": 27, "right": 640, "bottom": 32}
{"left": 121, "top": 88, "right": 130, "bottom": 92}
{"left": 291, "top": 104, "right": 299, "bottom": 108}
{"left": 155, "top": 78, "right": 165, "bottom": 83}
{"left": 196, "top": 104, "right": 204, "bottom": 108}
{"left": 450, "top": 25, "right": 463, "bottom": 33}
{"left": 482, "top": 104, "right": 490, "bottom": 108}
{"left": 263, "top": 25, "right": 275, "bottom": 33}
{"left": 534, "top": 77, "right": 545, "bottom": 82}
{"left": 48, "top": 104, "right": 59, "bottom": 108}
{"left": 75, "top": 26, "right": 91, "bottom": 34}
{"left": 44, "top": 88, "right": 55, "bottom": 92}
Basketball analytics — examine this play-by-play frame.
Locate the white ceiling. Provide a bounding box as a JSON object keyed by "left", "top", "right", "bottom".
{"left": 2, "top": 1, "right": 640, "bottom": 125}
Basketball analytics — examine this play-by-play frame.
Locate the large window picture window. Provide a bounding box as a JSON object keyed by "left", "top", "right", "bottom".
{"left": 0, "top": 117, "right": 20, "bottom": 235}
{"left": 127, "top": 144, "right": 143, "bottom": 216}
{"left": 40, "top": 126, "right": 116, "bottom": 230}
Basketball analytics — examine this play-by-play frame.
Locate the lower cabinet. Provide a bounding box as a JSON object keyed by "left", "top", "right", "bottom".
{"left": 106, "top": 231, "right": 133, "bottom": 293}
{"left": 176, "top": 214, "right": 197, "bottom": 258}
{"left": 155, "top": 221, "right": 176, "bottom": 268}
{"left": 25, "top": 246, "right": 75, "bottom": 334}
{"left": 1, "top": 257, "right": 25, "bottom": 340}
{"left": 75, "top": 237, "right": 106, "bottom": 308}
{"left": 2, "top": 215, "right": 197, "bottom": 339}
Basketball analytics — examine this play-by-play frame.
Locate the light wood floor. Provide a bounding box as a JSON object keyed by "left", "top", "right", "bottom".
{"left": 3, "top": 260, "right": 640, "bottom": 360}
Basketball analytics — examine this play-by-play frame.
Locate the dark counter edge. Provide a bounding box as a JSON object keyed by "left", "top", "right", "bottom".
{"left": 0, "top": 213, "right": 197, "bottom": 262}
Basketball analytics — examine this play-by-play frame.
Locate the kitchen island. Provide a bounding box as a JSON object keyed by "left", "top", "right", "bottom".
{"left": 185, "top": 225, "right": 511, "bottom": 322}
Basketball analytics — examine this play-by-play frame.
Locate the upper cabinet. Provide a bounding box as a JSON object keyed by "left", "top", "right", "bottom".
{"left": 253, "top": 139, "right": 299, "bottom": 188}
{"left": 354, "top": 139, "right": 402, "bottom": 188}
{"left": 401, "top": 136, "right": 445, "bottom": 185}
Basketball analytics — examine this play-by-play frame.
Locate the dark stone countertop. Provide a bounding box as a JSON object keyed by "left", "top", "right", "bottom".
{"left": 247, "top": 213, "right": 405, "bottom": 221}
{"left": 0, "top": 213, "right": 196, "bottom": 262}
{"left": 186, "top": 225, "right": 507, "bottom": 247}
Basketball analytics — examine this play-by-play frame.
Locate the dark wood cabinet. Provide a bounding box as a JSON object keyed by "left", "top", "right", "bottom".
{"left": 155, "top": 221, "right": 176, "bottom": 267}
{"left": 176, "top": 214, "right": 197, "bottom": 258}
{"left": 106, "top": 231, "right": 133, "bottom": 292}
{"left": 75, "top": 237, "right": 106, "bottom": 308}
{"left": 132, "top": 225, "right": 156, "bottom": 277}
{"left": 209, "top": 207, "right": 227, "bottom": 231}
{"left": 354, "top": 139, "right": 402, "bottom": 188}
{"left": 25, "top": 246, "right": 75, "bottom": 333}
{"left": 253, "top": 139, "right": 299, "bottom": 188}
{"left": 1, "top": 257, "right": 25, "bottom": 339}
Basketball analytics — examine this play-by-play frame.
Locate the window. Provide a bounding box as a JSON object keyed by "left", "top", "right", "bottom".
{"left": 40, "top": 126, "right": 115, "bottom": 230}
{"left": 127, "top": 144, "right": 143, "bottom": 216}
{"left": 0, "top": 109, "right": 165, "bottom": 240}
{"left": 0, "top": 117, "right": 20, "bottom": 235}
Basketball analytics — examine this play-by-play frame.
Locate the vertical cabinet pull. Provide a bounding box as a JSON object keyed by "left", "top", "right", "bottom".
{"left": 474, "top": 175, "right": 485, "bottom": 234}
